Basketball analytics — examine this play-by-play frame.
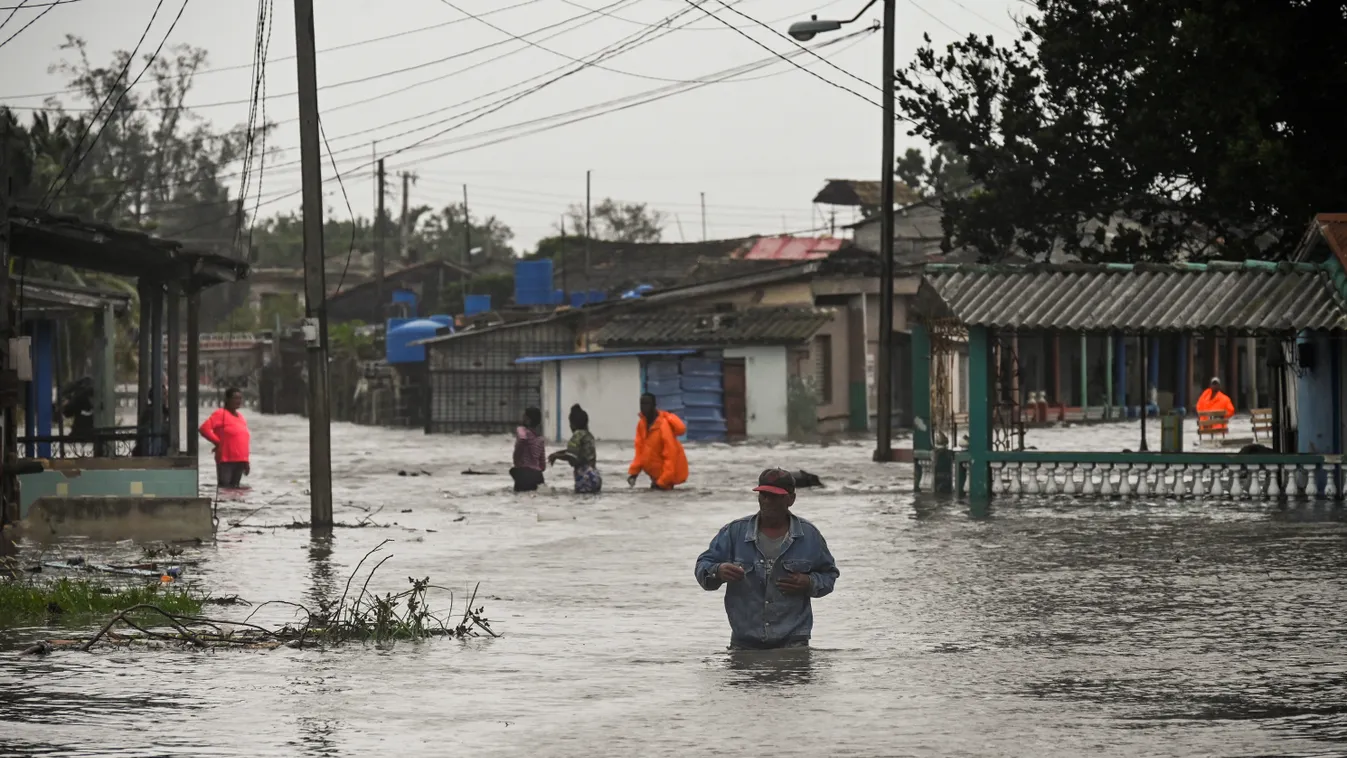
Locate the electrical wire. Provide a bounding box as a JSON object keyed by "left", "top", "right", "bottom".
{"left": 6, "top": 0, "right": 645, "bottom": 113}
{"left": 53, "top": 26, "right": 871, "bottom": 212}
{"left": 0, "top": 0, "right": 57, "bottom": 49}
{"left": 39, "top": 0, "right": 170, "bottom": 207}
{"left": 41, "top": 0, "right": 759, "bottom": 197}
{"left": 438, "top": 0, "right": 827, "bottom": 84}
{"left": 0, "top": 0, "right": 548, "bottom": 100}
{"left": 0, "top": 0, "right": 33, "bottom": 31}
{"left": 322, "top": 117, "right": 358, "bottom": 296}
{"left": 680, "top": 0, "right": 881, "bottom": 107}
{"left": 0, "top": 0, "right": 88, "bottom": 9}
{"left": 706, "top": 0, "right": 883, "bottom": 94}
{"left": 907, "top": 0, "right": 960, "bottom": 35}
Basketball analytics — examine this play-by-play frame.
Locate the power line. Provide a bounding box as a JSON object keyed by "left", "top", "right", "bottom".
{"left": 908, "top": 0, "right": 960, "bottom": 35}
{"left": 0, "top": 0, "right": 33, "bottom": 31}
{"left": 555, "top": 0, "right": 856, "bottom": 32}
{"left": 52, "top": 25, "right": 870, "bottom": 207}
{"left": 44, "top": 0, "right": 753, "bottom": 197}
{"left": 0, "top": 0, "right": 57, "bottom": 49}
{"left": 677, "top": 0, "right": 882, "bottom": 109}
{"left": 0, "top": 0, "right": 548, "bottom": 99}
{"left": 0, "top": 0, "right": 89, "bottom": 9}
{"left": 705, "top": 0, "right": 883, "bottom": 94}
{"left": 40, "top": 0, "right": 172, "bottom": 207}
{"left": 4, "top": 0, "right": 643, "bottom": 112}
{"left": 322, "top": 117, "right": 358, "bottom": 296}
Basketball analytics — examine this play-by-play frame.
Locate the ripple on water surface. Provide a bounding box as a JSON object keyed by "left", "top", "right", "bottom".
{"left": 3, "top": 416, "right": 1346, "bottom": 757}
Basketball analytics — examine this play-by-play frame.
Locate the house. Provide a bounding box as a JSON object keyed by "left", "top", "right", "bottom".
{"left": 416, "top": 248, "right": 923, "bottom": 437}
{"left": 325, "top": 258, "right": 471, "bottom": 324}
{"left": 520, "top": 307, "right": 836, "bottom": 442}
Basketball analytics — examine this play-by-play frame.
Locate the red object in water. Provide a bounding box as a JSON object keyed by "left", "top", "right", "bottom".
{"left": 742, "top": 236, "right": 842, "bottom": 260}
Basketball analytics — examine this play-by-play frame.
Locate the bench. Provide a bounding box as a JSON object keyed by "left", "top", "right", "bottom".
{"left": 1197, "top": 410, "right": 1229, "bottom": 443}
{"left": 1251, "top": 408, "right": 1273, "bottom": 441}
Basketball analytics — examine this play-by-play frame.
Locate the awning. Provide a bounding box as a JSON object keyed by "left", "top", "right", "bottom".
{"left": 514, "top": 349, "right": 696, "bottom": 365}
{"left": 918, "top": 260, "right": 1347, "bottom": 334}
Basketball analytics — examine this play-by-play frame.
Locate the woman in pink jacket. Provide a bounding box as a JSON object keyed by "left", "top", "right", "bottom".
{"left": 199, "top": 387, "right": 251, "bottom": 489}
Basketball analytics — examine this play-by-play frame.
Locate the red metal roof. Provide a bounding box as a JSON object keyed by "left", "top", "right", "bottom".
{"left": 742, "top": 236, "right": 842, "bottom": 261}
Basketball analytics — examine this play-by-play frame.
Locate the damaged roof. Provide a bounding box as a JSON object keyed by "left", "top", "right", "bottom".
{"left": 7, "top": 205, "right": 249, "bottom": 290}
{"left": 813, "top": 179, "right": 921, "bottom": 208}
{"left": 595, "top": 306, "right": 834, "bottom": 347}
{"left": 918, "top": 260, "right": 1347, "bottom": 334}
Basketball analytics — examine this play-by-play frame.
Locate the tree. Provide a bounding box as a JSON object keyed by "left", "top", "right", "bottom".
{"left": 417, "top": 202, "right": 516, "bottom": 270}
{"left": 564, "top": 198, "right": 666, "bottom": 243}
{"left": 895, "top": 0, "right": 1347, "bottom": 262}
{"left": 895, "top": 142, "right": 970, "bottom": 200}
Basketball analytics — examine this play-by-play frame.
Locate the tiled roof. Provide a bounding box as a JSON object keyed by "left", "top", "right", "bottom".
{"left": 918, "top": 260, "right": 1347, "bottom": 334}
{"left": 813, "top": 179, "right": 921, "bottom": 208}
{"left": 595, "top": 306, "right": 834, "bottom": 347}
{"left": 741, "top": 236, "right": 842, "bottom": 260}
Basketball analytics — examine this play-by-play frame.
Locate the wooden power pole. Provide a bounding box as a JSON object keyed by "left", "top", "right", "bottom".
{"left": 292, "top": 0, "right": 333, "bottom": 527}
{"left": 375, "top": 158, "right": 386, "bottom": 322}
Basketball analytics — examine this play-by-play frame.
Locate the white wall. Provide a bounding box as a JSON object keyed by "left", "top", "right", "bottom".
{"left": 725, "top": 346, "right": 789, "bottom": 438}
{"left": 541, "top": 357, "right": 644, "bottom": 442}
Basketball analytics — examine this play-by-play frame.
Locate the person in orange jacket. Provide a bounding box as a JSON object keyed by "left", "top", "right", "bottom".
{"left": 1195, "top": 377, "right": 1236, "bottom": 433}
{"left": 627, "top": 393, "right": 689, "bottom": 490}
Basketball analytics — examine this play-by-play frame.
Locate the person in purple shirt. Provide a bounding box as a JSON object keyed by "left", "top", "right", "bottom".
{"left": 510, "top": 407, "right": 547, "bottom": 492}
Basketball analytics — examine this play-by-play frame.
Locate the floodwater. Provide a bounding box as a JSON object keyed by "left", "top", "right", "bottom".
{"left": 3, "top": 415, "right": 1347, "bottom": 757}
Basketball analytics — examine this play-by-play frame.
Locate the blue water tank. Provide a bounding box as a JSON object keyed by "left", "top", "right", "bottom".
{"left": 386, "top": 319, "right": 442, "bottom": 364}
{"left": 570, "top": 292, "right": 587, "bottom": 308}
{"left": 427, "top": 314, "right": 454, "bottom": 326}
{"left": 514, "top": 260, "right": 554, "bottom": 306}
{"left": 621, "top": 284, "right": 655, "bottom": 300}
{"left": 464, "top": 294, "right": 491, "bottom": 316}
{"left": 391, "top": 288, "right": 418, "bottom": 316}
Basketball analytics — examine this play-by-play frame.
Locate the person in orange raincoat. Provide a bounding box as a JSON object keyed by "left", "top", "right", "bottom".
{"left": 1196, "top": 377, "right": 1236, "bottom": 433}
{"left": 627, "top": 393, "right": 689, "bottom": 490}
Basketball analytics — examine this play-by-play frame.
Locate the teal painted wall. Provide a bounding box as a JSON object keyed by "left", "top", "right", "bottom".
{"left": 18, "top": 468, "right": 200, "bottom": 518}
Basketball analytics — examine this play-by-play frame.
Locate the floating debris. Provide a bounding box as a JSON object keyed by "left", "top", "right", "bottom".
{"left": 42, "top": 540, "right": 497, "bottom": 653}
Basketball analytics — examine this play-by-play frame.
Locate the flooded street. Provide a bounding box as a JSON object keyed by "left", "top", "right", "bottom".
{"left": 4, "top": 415, "right": 1347, "bottom": 757}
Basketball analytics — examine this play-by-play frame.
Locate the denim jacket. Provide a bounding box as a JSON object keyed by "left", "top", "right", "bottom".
{"left": 694, "top": 513, "right": 839, "bottom": 648}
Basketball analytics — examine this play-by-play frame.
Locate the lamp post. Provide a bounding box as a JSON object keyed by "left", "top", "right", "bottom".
{"left": 790, "top": 0, "right": 896, "bottom": 462}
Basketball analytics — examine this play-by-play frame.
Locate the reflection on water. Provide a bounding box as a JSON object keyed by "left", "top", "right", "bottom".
{"left": 1, "top": 415, "right": 1346, "bottom": 757}
{"left": 722, "top": 647, "right": 817, "bottom": 688}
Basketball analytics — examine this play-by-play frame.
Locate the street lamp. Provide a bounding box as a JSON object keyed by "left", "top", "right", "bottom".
{"left": 789, "top": 0, "right": 897, "bottom": 463}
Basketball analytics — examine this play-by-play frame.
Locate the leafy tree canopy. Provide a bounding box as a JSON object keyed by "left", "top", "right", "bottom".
{"left": 896, "top": 0, "right": 1347, "bottom": 262}
{"left": 564, "top": 198, "right": 666, "bottom": 243}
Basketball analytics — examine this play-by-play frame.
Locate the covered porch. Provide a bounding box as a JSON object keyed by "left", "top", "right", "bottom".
{"left": 908, "top": 260, "right": 1347, "bottom": 504}
{"left": 4, "top": 207, "right": 248, "bottom": 529}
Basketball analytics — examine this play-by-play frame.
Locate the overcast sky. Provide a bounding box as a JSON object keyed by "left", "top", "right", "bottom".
{"left": 1, "top": 0, "right": 1023, "bottom": 253}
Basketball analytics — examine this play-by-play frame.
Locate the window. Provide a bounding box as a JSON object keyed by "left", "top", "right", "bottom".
{"left": 815, "top": 335, "right": 833, "bottom": 404}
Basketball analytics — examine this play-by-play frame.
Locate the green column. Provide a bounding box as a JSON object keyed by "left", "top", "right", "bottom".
{"left": 1105, "top": 333, "right": 1114, "bottom": 420}
{"left": 967, "top": 326, "right": 994, "bottom": 504}
{"left": 1080, "top": 332, "right": 1088, "bottom": 410}
{"left": 911, "top": 323, "right": 932, "bottom": 452}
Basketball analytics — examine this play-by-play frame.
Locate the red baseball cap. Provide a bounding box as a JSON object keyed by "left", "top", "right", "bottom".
{"left": 753, "top": 468, "right": 796, "bottom": 496}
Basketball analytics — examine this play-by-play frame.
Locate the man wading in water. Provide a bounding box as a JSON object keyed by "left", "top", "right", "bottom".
{"left": 695, "top": 469, "right": 839, "bottom": 649}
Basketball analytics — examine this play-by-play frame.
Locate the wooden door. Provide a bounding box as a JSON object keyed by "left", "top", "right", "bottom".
{"left": 723, "top": 358, "right": 747, "bottom": 440}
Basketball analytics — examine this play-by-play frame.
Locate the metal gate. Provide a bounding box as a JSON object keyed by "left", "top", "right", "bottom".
{"left": 427, "top": 368, "right": 540, "bottom": 435}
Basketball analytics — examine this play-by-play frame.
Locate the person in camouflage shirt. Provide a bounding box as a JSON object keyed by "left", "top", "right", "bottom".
{"left": 548, "top": 404, "right": 602, "bottom": 494}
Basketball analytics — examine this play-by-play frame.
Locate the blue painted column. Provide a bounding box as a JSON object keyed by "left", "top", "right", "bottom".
{"left": 911, "top": 323, "right": 932, "bottom": 452}
{"left": 31, "top": 319, "right": 55, "bottom": 458}
{"left": 1298, "top": 332, "right": 1335, "bottom": 454}
{"left": 966, "top": 326, "right": 994, "bottom": 505}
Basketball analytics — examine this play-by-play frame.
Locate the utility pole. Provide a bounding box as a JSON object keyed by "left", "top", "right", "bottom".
{"left": 375, "top": 158, "right": 386, "bottom": 323}
{"left": 874, "top": 0, "right": 897, "bottom": 463}
{"left": 700, "top": 192, "right": 707, "bottom": 241}
{"left": 292, "top": 0, "right": 333, "bottom": 527}
{"left": 584, "top": 170, "right": 591, "bottom": 274}
{"left": 558, "top": 216, "right": 567, "bottom": 294}
{"left": 1, "top": 119, "right": 14, "bottom": 531}
{"left": 399, "top": 171, "right": 415, "bottom": 261}
{"left": 461, "top": 184, "right": 470, "bottom": 308}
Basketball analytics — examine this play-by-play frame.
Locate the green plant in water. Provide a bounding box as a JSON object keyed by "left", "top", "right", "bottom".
{"left": 0, "top": 578, "right": 204, "bottom": 626}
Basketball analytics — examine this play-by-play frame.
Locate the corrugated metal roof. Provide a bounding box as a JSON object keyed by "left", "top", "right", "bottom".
{"left": 596, "top": 307, "right": 834, "bottom": 347}
{"left": 742, "top": 236, "right": 842, "bottom": 260}
{"left": 921, "top": 261, "right": 1347, "bottom": 333}
{"left": 514, "top": 349, "right": 696, "bottom": 364}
